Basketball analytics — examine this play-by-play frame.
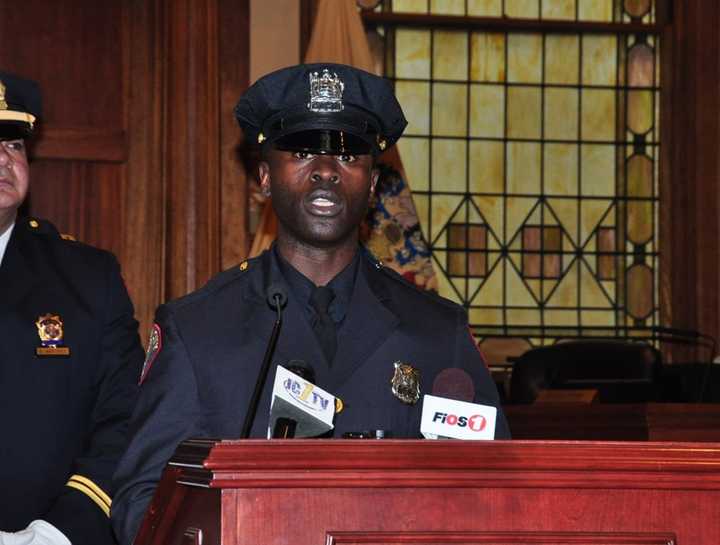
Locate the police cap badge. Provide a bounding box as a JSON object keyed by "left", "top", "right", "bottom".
{"left": 234, "top": 63, "right": 407, "bottom": 156}
{"left": 390, "top": 361, "right": 421, "bottom": 405}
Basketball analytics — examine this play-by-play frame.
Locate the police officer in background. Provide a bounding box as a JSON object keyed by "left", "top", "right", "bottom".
{"left": 111, "top": 63, "right": 510, "bottom": 545}
{"left": 0, "top": 72, "right": 144, "bottom": 544}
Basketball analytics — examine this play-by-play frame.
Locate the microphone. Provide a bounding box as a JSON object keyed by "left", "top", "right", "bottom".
{"left": 240, "top": 284, "right": 288, "bottom": 438}
{"left": 268, "top": 365, "right": 336, "bottom": 438}
{"left": 272, "top": 360, "right": 316, "bottom": 438}
{"left": 420, "top": 368, "right": 497, "bottom": 440}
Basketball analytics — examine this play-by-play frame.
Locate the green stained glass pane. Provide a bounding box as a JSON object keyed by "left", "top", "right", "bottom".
{"left": 470, "top": 32, "right": 505, "bottom": 82}
{"left": 395, "top": 29, "right": 431, "bottom": 79}
{"left": 393, "top": 0, "right": 429, "bottom": 13}
{"left": 469, "top": 141, "right": 504, "bottom": 194}
{"left": 507, "top": 86, "right": 541, "bottom": 139}
{"left": 397, "top": 137, "right": 429, "bottom": 191}
{"left": 544, "top": 144, "right": 578, "bottom": 196}
{"left": 395, "top": 81, "right": 430, "bottom": 135}
{"left": 469, "top": 84, "right": 504, "bottom": 137}
{"left": 627, "top": 90, "right": 653, "bottom": 134}
{"left": 430, "top": 0, "right": 466, "bottom": 15}
{"left": 432, "top": 139, "right": 467, "bottom": 193}
{"left": 581, "top": 89, "right": 616, "bottom": 141}
{"left": 545, "top": 88, "right": 578, "bottom": 139}
{"left": 578, "top": 1, "right": 613, "bottom": 21}
{"left": 541, "top": 0, "right": 575, "bottom": 20}
{"left": 504, "top": 0, "right": 540, "bottom": 18}
{"left": 582, "top": 35, "right": 617, "bottom": 85}
{"left": 545, "top": 35, "right": 579, "bottom": 84}
{"left": 432, "top": 83, "right": 468, "bottom": 136}
{"left": 433, "top": 31, "right": 468, "bottom": 81}
{"left": 508, "top": 34, "right": 543, "bottom": 83}
{"left": 507, "top": 142, "right": 541, "bottom": 195}
{"left": 468, "top": 0, "right": 501, "bottom": 16}
{"left": 581, "top": 144, "right": 615, "bottom": 196}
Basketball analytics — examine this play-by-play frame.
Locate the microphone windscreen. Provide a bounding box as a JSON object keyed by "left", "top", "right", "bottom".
{"left": 286, "top": 359, "right": 316, "bottom": 384}
{"left": 432, "top": 368, "right": 475, "bottom": 402}
{"left": 266, "top": 283, "right": 288, "bottom": 309}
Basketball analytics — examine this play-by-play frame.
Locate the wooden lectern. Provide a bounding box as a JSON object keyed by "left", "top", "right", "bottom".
{"left": 136, "top": 439, "right": 720, "bottom": 545}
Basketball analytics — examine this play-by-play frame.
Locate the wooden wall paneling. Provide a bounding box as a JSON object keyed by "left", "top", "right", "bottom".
{"left": 218, "top": 0, "right": 250, "bottom": 269}
{"left": 663, "top": 0, "right": 720, "bottom": 362}
{"left": 163, "top": 0, "right": 222, "bottom": 300}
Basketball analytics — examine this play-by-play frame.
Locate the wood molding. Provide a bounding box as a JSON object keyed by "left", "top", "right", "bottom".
{"left": 33, "top": 126, "right": 127, "bottom": 162}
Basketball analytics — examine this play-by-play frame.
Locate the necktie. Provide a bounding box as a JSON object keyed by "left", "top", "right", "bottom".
{"left": 310, "top": 286, "right": 337, "bottom": 365}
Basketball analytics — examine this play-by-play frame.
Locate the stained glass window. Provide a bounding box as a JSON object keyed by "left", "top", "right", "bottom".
{"left": 372, "top": 0, "right": 661, "bottom": 351}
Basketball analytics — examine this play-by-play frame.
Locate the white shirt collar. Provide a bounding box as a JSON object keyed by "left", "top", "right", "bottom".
{"left": 0, "top": 221, "right": 16, "bottom": 267}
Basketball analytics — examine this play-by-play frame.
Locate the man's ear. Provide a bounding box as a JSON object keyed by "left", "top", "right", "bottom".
{"left": 369, "top": 167, "right": 380, "bottom": 201}
{"left": 258, "top": 161, "right": 271, "bottom": 197}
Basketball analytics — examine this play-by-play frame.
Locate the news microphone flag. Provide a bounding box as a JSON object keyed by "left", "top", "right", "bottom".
{"left": 267, "top": 365, "right": 336, "bottom": 438}
{"left": 420, "top": 394, "right": 497, "bottom": 440}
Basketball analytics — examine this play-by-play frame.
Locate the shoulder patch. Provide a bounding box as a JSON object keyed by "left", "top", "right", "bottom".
{"left": 139, "top": 324, "right": 162, "bottom": 385}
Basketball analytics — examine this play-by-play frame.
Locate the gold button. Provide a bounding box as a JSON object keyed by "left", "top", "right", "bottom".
{"left": 239, "top": 261, "right": 248, "bottom": 271}
{"left": 29, "top": 220, "right": 39, "bottom": 228}
{"left": 335, "top": 398, "right": 344, "bottom": 414}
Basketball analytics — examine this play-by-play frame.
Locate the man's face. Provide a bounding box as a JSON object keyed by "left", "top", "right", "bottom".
{"left": 0, "top": 138, "right": 30, "bottom": 217}
{"left": 259, "top": 148, "right": 379, "bottom": 247}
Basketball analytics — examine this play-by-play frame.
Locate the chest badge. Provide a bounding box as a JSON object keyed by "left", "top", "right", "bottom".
{"left": 35, "top": 313, "right": 70, "bottom": 357}
{"left": 390, "top": 361, "right": 420, "bottom": 405}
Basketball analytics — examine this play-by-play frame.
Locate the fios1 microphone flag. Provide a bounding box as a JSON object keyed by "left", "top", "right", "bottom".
{"left": 267, "top": 365, "right": 336, "bottom": 438}
{"left": 420, "top": 395, "right": 497, "bottom": 440}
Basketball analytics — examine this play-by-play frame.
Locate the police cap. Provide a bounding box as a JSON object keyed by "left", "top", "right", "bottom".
{"left": 0, "top": 71, "right": 41, "bottom": 140}
{"left": 235, "top": 63, "right": 407, "bottom": 156}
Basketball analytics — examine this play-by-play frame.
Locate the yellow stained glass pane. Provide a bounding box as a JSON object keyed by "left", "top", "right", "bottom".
{"left": 473, "top": 195, "right": 504, "bottom": 241}
{"left": 395, "top": 81, "right": 430, "bottom": 135}
{"left": 582, "top": 35, "right": 617, "bottom": 85}
{"left": 579, "top": 262, "right": 612, "bottom": 307}
{"left": 504, "top": 0, "right": 539, "bottom": 18}
{"left": 547, "top": 262, "right": 579, "bottom": 307}
{"left": 393, "top": 0, "right": 428, "bottom": 13}
{"left": 397, "top": 137, "right": 429, "bottom": 191}
{"left": 507, "top": 309, "right": 541, "bottom": 326}
{"left": 581, "top": 310, "right": 616, "bottom": 326}
{"left": 474, "top": 265, "right": 503, "bottom": 305}
{"left": 581, "top": 89, "right": 615, "bottom": 141}
{"left": 507, "top": 142, "right": 541, "bottom": 195}
{"left": 469, "top": 84, "right": 504, "bottom": 137}
{"left": 432, "top": 139, "right": 467, "bottom": 193}
{"left": 468, "top": 0, "right": 501, "bottom": 16}
{"left": 545, "top": 310, "right": 578, "bottom": 326}
{"left": 435, "top": 265, "right": 463, "bottom": 304}
{"left": 505, "top": 197, "right": 536, "bottom": 245}
{"left": 428, "top": 194, "right": 463, "bottom": 240}
{"left": 544, "top": 144, "right": 578, "bottom": 196}
{"left": 627, "top": 154, "right": 653, "bottom": 244}
{"left": 581, "top": 145, "right": 615, "bottom": 196}
{"left": 395, "top": 29, "right": 431, "bottom": 79}
{"left": 545, "top": 88, "right": 578, "bottom": 139}
{"left": 506, "top": 265, "right": 537, "bottom": 306}
{"left": 542, "top": 0, "right": 575, "bottom": 20}
{"left": 627, "top": 200, "right": 653, "bottom": 245}
{"left": 469, "top": 141, "right": 504, "bottom": 194}
{"left": 469, "top": 307, "right": 503, "bottom": 325}
{"left": 627, "top": 154, "right": 652, "bottom": 197}
{"left": 508, "top": 34, "right": 542, "bottom": 83}
{"left": 433, "top": 83, "right": 467, "bottom": 136}
{"left": 433, "top": 31, "right": 468, "bottom": 81}
{"left": 545, "top": 35, "right": 579, "bottom": 84}
{"left": 431, "top": 0, "right": 466, "bottom": 15}
{"left": 507, "top": 86, "right": 541, "bottom": 139}
{"left": 580, "top": 199, "right": 612, "bottom": 245}
{"left": 579, "top": 1, "right": 613, "bottom": 21}
{"left": 470, "top": 32, "right": 505, "bottom": 82}
{"left": 627, "top": 90, "right": 653, "bottom": 134}
{"left": 547, "top": 198, "right": 579, "bottom": 245}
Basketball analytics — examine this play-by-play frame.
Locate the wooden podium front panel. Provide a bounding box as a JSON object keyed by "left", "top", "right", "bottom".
{"left": 136, "top": 440, "right": 720, "bottom": 545}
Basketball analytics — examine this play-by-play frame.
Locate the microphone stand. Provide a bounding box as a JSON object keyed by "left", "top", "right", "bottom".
{"left": 240, "top": 287, "right": 286, "bottom": 438}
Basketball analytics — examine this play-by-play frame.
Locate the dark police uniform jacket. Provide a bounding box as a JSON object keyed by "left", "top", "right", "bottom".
{"left": 0, "top": 218, "right": 144, "bottom": 544}
{"left": 111, "top": 247, "right": 510, "bottom": 545}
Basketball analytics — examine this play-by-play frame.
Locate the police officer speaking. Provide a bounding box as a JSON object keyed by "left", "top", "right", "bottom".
{"left": 0, "top": 73, "right": 144, "bottom": 544}
{"left": 111, "top": 63, "right": 510, "bottom": 545}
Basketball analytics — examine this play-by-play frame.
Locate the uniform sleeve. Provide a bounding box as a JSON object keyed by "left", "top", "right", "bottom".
{"left": 453, "top": 310, "right": 511, "bottom": 439}
{"left": 44, "top": 255, "right": 145, "bottom": 545}
{"left": 110, "top": 305, "right": 205, "bottom": 545}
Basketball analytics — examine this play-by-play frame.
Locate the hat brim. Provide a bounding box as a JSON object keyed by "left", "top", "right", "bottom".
{"left": 0, "top": 120, "right": 33, "bottom": 140}
{"left": 273, "top": 129, "right": 373, "bottom": 155}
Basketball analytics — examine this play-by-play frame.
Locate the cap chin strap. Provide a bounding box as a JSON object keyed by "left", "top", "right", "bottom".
{"left": 0, "top": 110, "right": 35, "bottom": 127}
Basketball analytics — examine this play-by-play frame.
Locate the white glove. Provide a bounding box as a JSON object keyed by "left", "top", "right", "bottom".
{"left": 0, "top": 521, "right": 71, "bottom": 545}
